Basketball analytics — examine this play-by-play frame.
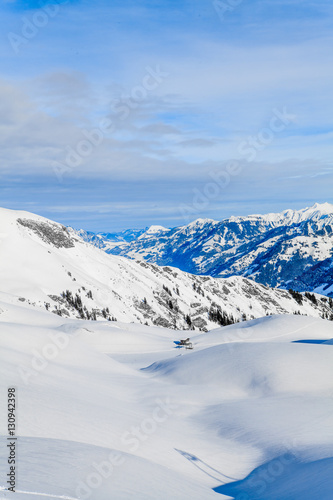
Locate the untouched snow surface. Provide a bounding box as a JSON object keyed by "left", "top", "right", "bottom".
{"left": 1, "top": 296, "right": 333, "bottom": 499}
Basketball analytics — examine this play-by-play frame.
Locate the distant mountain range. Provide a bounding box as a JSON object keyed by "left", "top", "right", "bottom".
{"left": 74, "top": 203, "right": 333, "bottom": 297}
{"left": 1, "top": 207, "right": 332, "bottom": 330}
{"left": 72, "top": 227, "right": 148, "bottom": 251}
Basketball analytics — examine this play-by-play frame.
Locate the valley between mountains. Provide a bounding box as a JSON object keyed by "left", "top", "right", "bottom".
{"left": 1, "top": 205, "right": 333, "bottom": 499}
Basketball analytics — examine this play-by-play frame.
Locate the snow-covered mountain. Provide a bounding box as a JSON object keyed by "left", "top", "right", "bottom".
{"left": 69, "top": 225, "right": 171, "bottom": 252}
{"left": 103, "top": 203, "right": 333, "bottom": 297}
{"left": 1, "top": 207, "right": 332, "bottom": 330}
{"left": 70, "top": 226, "right": 148, "bottom": 251}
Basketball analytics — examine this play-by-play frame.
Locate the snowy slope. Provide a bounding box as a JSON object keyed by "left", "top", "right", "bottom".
{"left": 0, "top": 299, "right": 333, "bottom": 499}
{"left": 1, "top": 207, "right": 332, "bottom": 331}
{"left": 104, "top": 203, "right": 333, "bottom": 296}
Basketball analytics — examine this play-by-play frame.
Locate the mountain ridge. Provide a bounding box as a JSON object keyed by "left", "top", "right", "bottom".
{"left": 1, "top": 206, "right": 332, "bottom": 329}
{"left": 78, "top": 203, "right": 333, "bottom": 297}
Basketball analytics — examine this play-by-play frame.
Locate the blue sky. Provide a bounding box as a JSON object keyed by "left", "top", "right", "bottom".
{"left": 1, "top": 0, "right": 333, "bottom": 231}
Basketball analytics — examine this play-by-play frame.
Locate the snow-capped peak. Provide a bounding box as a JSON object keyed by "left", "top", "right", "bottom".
{"left": 145, "top": 225, "right": 170, "bottom": 234}
{"left": 228, "top": 203, "right": 333, "bottom": 226}
{"left": 302, "top": 202, "right": 333, "bottom": 217}
{"left": 192, "top": 218, "right": 218, "bottom": 225}
{"left": 138, "top": 225, "right": 170, "bottom": 238}
{"left": 183, "top": 218, "right": 218, "bottom": 229}
{"left": 280, "top": 202, "right": 333, "bottom": 224}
